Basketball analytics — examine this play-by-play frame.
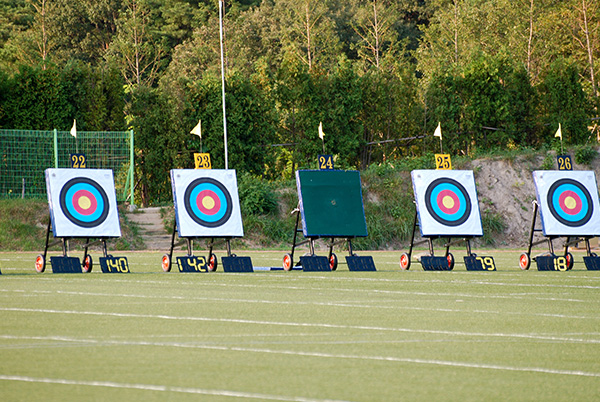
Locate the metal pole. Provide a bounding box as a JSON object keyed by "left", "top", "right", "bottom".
{"left": 218, "top": 0, "right": 228, "bottom": 170}
{"left": 53, "top": 129, "right": 58, "bottom": 168}
{"left": 129, "top": 129, "right": 135, "bottom": 210}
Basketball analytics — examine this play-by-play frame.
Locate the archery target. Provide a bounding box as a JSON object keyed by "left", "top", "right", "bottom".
{"left": 45, "top": 169, "right": 121, "bottom": 237}
{"left": 533, "top": 171, "right": 600, "bottom": 236}
{"left": 412, "top": 170, "right": 483, "bottom": 237}
{"left": 171, "top": 169, "right": 243, "bottom": 238}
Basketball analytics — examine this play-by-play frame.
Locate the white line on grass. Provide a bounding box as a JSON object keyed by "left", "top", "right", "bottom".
{"left": 0, "top": 375, "right": 352, "bottom": 402}
{"left": 1, "top": 288, "right": 596, "bottom": 320}
{"left": 1, "top": 337, "right": 599, "bottom": 379}
{"left": 2, "top": 307, "right": 600, "bottom": 345}
{"left": 29, "top": 274, "right": 600, "bottom": 292}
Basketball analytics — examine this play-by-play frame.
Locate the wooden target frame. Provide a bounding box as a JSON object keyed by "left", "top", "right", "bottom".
{"left": 163, "top": 169, "right": 251, "bottom": 273}
{"left": 401, "top": 170, "right": 495, "bottom": 272}
{"left": 412, "top": 170, "right": 483, "bottom": 237}
{"left": 171, "top": 169, "right": 243, "bottom": 238}
{"left": 46, "top": 169, "right": 121, "bottom": 238}
{"left": 282, "top": 170, "right": 375, "bottom": 272}
{"left": 36, "top": 169, "right": 125, "bottom": 274}
{"left": 520, "top": 170, "right": 600, "bottom": 271}
{"left": 533, "top": 170, "right": 600, "bottom": 236}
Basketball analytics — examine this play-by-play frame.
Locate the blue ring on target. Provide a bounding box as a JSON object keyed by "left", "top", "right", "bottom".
{"left": 547, "top": 178, "right": 593, "bottom": 227}
{"left": 424, "top": 178, "right": 471, "bottom": 226}
{"left": 59, "top": 177, "right": 109, "bottom": 228}
{"left": 184, "top": 177, "right": 233, "bottom": 228}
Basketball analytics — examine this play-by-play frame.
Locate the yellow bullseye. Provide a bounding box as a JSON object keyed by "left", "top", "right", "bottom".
{"left": 202, "top": 196, "right": 216, "bottom": 210}
{"left": 564, "top": 196, "right": 577, "bottom": 210}
{"left": 442, "top": 195, "right": 455, "bottom": 209}
{"left": 78, "top": 196, "right": 92, "bottom": 210}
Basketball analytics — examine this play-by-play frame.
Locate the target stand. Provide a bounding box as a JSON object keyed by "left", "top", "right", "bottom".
{"left": 400, "top": 170, "right": 495, "bottom": 271}
{"left": 282, "top": 170, "right": 376, "bottom": 272}
{"left": 35, "top": 169, "right": 128, "bottom": 274}
{"left": 519, "top": 171, "right": 600, "bottom": 271}
{"left": 161, "top": 169, "right": 252, "bottom": 273}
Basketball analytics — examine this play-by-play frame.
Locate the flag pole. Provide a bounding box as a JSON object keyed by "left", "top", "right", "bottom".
{"left": 433, "top": 122, "right": 442, "bottom": 153}
{"left": 218, "top": 0, "right": 228, "bottom": 170}
{"left": 318, "top": 122, "right": 325, "bottom": 153}
{"left": 555, "top": 123, "right": 563, "bottom": 154}
{"left": 191, "top": 119, "right": 203, "bottom": 153}
{"left": 70, "top": 119, "right": 78, "bottom": 153}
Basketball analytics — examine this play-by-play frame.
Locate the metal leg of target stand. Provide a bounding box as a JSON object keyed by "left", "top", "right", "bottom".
{"left": 186, "top": 238, "right": 193, "bottom": 257}
{"left": 168, "top": 219, "right": 177, "bottom": 262}
{"left": 563, "top": 236, "right": 570, "bottom": 257}
{"left": 347, "top": 238, "right": 354, "bottom": 256}
{"left": 525, "top": 202, "right": 539, "bottom": 256}
{"left": 226, "top": 238, "right": 233, "bottom": 257}
{"left": 585, "top": 237, "right": 593, "bottom": 256}
{"left": 42, "top": 218, "right": 52, "bottom": 261}
{"left": 465, "top": 238, "right": 472, "bottom": 256}
{"left": 290, "top": 210, "right": 301, "bottom": 262}
{"left": 62, "top": 238, "right": 69, "bottom": 257}
{"left": 207, "top": 238, "right": 214, "bottom": 260}
{"left": 547, "top": 236, "right": 555, "bottom": 254}
{"left": 407, "top": 210, "right": 418, "bottom": 260}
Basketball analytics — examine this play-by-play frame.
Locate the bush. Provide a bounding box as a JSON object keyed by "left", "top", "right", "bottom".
{"left": 237, "top": 173, "right": 278, "bottom": 216}
{"left": 574, "top": 145, "right": 598, "bottom": 165}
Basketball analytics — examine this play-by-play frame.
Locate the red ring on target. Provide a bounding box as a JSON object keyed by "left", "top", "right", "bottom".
{"left": 436, "top": 190, "right": 460, "bottom": 215}
{"left": 197, "top": 189, "right": 221, "bottom": 215}
{"left": 558, "top": 190, "right": 582, "bottom": 215}
{"left": 72, "top": 189, "right": 98, "bottom": 215}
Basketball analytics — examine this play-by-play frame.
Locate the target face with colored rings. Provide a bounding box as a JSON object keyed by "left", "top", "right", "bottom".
{"left": 45, "top": 168, "right": 121, "bottom": 238}
{"left": 411, "top": 170, "right": 483, "bottom": 237}
{"left": 547, "top": 178, "right": 593, "bottom": 227}
{"left": 184, "top": 177, "right": 233, "bottom": 228}
{"left": 425, "top": 178, "right": 471, "bottom": 226}
{"left": 532, "top": 170, "right": 600, "bottom": 236}
{"left": 59, "top": 177, "right": 109, "bottom": 228}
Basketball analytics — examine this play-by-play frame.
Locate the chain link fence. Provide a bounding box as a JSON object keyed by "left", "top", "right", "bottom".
{"left": 0, "top": 129, "right": 134, "bottom": 203}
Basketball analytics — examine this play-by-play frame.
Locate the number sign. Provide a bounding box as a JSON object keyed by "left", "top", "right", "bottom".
{"left": 318, "top": 155, "right": 334, "bottom": 170}
{"left": 70, "top": 154, "right": 87, "bottom": 169}
{"left": 194, "top": 153, "right": 212, "bottom": 169}
{"left": 176, "top": 256, "right": 209, "bottom": 272}
{"left": 465, "top": 255, "right": 496, "bottom": 271}
{"left": 557, "top": 155, "right": 573, "bottom": 171}
{"left": 99, "top": 256, "right": 130, "bottom": 273}
{"left": 435, "top": 154, "right": 452, "bottom": 170}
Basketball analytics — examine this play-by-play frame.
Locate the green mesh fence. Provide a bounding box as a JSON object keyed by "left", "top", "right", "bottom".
{"left": 0, "top": 129, "right": 134, "bottom": 203}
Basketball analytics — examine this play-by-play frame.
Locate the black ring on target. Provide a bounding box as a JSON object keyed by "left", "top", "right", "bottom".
{"left": 184, "top": 177, "right": 233, "bottom": 228}
{"left": 547, "top": 178, "right": 593, "bottom": 227}
{"left": 59, "top": 177, "right": 109, "bottom": 228}
{"left": 424, "top": 177, "right": 472, "bottom": 226}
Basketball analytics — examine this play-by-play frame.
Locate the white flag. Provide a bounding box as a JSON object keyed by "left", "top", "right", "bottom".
{"left": 70, "top": 119, "right": 77, "bottom": 138}
{"left": 433, "top": 122, "right": 442, "bottom": 139}
{"left": 191, "top": 119, "right": 202, "bottom": 137}
{"left": 555, "top": 123, "right": 562, "bottom": 140}
{"left": 318, "top": 121, "right": 324, "bottom": 140}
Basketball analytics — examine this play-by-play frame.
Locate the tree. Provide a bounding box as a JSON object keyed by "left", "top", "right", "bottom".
{"left": 538, "top": 58, "right": 591, "bottom": 145}
{"left": 351, "top": 0, "right": 399, "bottom": 70}
{"left": 107, "top": 0, "right": 165, "bottom": 88}
{"left": 274, "top": 0, "right": 341, "bottom": 70}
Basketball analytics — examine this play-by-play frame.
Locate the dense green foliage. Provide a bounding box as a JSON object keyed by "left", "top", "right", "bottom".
{"left": 1, "top": 0, "right": 600, "bottom": 204}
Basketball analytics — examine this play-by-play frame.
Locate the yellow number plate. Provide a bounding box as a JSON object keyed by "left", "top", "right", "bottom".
{"left": 557, "top": 155, "right": 573, "bottom": 171}
{"left": 194, "top": 153, "right": 211, "bottom": 169}
{"left": 318, "top": 155, "right": 334, "bottom": 170}
{"left": 70, "top": 154, "right": 87, "bottom": 169}
{"left": 435, "top": 154, "right": 452, "bottom": 170}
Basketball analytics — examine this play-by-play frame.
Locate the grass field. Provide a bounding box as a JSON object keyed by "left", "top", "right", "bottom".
{"left": 1, "top": 249, "right": 600, "bottom": 401}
